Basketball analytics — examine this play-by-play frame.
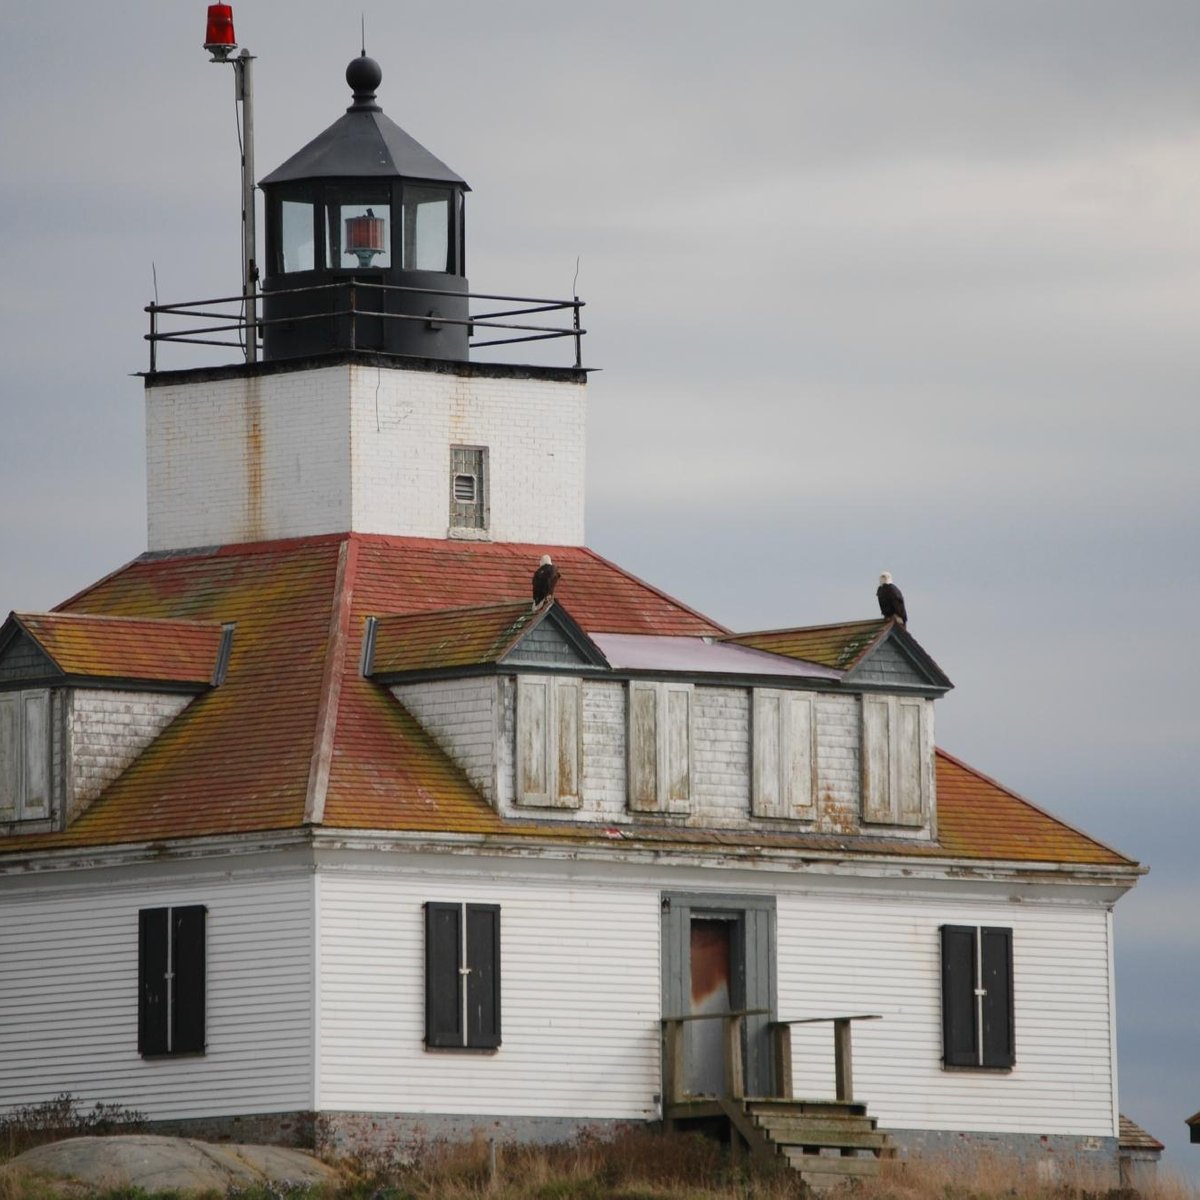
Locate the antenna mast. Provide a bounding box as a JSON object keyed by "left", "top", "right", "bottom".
{"left": 204, "top": 4, "right": 258, "bottom": 365}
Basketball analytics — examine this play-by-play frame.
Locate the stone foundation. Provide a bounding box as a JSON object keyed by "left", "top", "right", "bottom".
{"left": 313, "top": 1112, "right": 632, "bottom": 1162}
{"left": 885, "top": 1128, "right": 1122, "bottom": 1190}
{"left": 145, "top": 1111, "right": 315, "bottom": 1150}
{"left": 144, "top": 1109, "right": 1129, "bottom": 1189}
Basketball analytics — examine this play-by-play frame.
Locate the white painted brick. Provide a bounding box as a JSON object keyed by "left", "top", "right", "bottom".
{"left": 145, "top": 362, "right": 587, "bottom": 550}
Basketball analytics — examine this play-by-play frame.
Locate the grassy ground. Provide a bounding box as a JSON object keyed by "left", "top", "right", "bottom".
{"left": 2, "top": 1109, "right": 1196, "bottom": 1200}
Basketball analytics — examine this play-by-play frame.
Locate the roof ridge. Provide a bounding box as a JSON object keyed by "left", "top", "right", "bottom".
{"left": 577, "top": 546, "right": 729, "bottom": 635}
{"left": 725, "top": 617, "right": 886, "bottom": 640}
{"left": 19, "top": 611, "right": 222, "bottom": 628}
{"left": 935, "top": 747, "right": 1140, "bottom": 868}
{"left": 304, "top": 537, "right": 358, "bottom": 826}
{"left": 374, "top": 597, "right": 531, "bottom": 621}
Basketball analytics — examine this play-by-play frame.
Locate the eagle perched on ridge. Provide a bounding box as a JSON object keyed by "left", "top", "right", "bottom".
{"left": 532, "top": 554, "right": 560, "bottom": 606}
{"left": 876, "top": 572, "right": 907, "bottom": 624}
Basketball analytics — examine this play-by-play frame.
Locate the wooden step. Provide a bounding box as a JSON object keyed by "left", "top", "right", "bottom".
{"left": 746, "top": 1098, "right": 868, "bottom": 1118}
{"left": 769, "top": 1129, "right": 889, "bottom": 1152}
{"left": 784, "top": 1151, "right": 882, "bottom": 1177}
{"left": 753, "top": 1108, "right": 878, "bottom": 1128}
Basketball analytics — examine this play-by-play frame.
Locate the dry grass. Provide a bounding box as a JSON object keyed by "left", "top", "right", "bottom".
{"left": 2, "top": 1125, "right": 1198, "bottom": 1200}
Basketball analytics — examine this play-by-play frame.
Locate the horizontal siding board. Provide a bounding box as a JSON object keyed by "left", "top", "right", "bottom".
{"left": 318, "top": 869, "right": 661, "bottom": 1119}
{"left": 0, "top": 872, "right": 314, "bottom": 1119}
{"left": 776, "top": 893, "right": 1114, "bottom": 1135}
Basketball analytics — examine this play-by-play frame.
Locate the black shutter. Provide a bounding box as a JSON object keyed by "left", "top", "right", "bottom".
{"left": 425, "top": 902, "right": 464, "bottom": 1047}
{"left": 465, "top": 904, "right": 501, "bottom": 1049}
{"left": 940, "top": 924, "right": 978, "bottom": 1067}
{"left": 138, "top": 908, "right": 169, "bottom": 1056}
{"left": 172, "top": 906, "right": 207, "bottom": 1054}
{"left": 980, "top": 927, "right": 1015, "bottom": 1068}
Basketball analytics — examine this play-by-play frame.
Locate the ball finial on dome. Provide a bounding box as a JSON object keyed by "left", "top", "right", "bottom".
{"left": 346, "top": 53, "right": 382, "bottom": 111}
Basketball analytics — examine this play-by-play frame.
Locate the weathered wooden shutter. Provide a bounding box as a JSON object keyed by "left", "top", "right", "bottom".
{"left": 516, "top": 676, "right": 551, "bottom": 806}
{"left": 0, "top": 692, "right": 19, "bottom": 821}
{"left": 517, "top": 677, "right": 581, "bottom": 809}
{"left": 465, "top": 904, "right": 501, "bottom": 1049}
{"left": 138, "top": 907, "right": 170, "bottom": 1056}
{"left": 21, "top": 691, "right": 50, "bottom": 818}
{"left": 553, "top": 679, "right": 582, "bottom": 808}
{"left": 628, "top": 681, "right": 659, "bottom": 812}
{"left": 980, "top": 926, "right": 1015, "bottom": 1068}
{"left": 861, "top": 695, "right": 892, "bottom": 822}
{"left": 425, "top": 902, "right": 464, "bottom": 1047}
{"left": 753, "top": 690, "right": 815, "bottom": 819}
{"left": 171, "top": 906, "right": 207, "bottom": 1054}
{"left": 940, "top": 924, "right": 978, "bottom": 1067}
{"left": 895, "top": 697, "right": 927, "bottom": 825}
{"left": 664, "top": 684, "right": 692, "bottom": 810}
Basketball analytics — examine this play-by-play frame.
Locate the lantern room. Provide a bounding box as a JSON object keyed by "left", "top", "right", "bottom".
{"left": 259, "top": 53, "right": 470, "bottom": 361}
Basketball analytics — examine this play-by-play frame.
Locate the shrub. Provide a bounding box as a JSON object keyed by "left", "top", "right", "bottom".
{"left": 0, "top": 1094, "right": 146, "bottom": 1162}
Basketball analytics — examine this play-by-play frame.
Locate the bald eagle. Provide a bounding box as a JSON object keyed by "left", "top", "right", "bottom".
{"left": 532, "top": 554, "right": 560, "bottom": 605}
{"left": 877, "top": 572, "right": 907, "bottom": 623}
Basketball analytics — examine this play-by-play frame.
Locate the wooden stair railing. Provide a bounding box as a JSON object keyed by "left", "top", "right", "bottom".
{"left": 661, "top": 1011, "right": 891, "bottom": 1187}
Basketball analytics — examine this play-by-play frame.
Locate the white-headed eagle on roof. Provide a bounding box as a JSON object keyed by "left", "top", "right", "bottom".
{"left": 532, "top": 554, "right": 560, "bottom": 606}
{"left": 877, "top": 571, "right": 907, "bottom": 624}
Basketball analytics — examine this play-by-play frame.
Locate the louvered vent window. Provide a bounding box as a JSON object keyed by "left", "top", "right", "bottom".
{"left": 450, "top": 446, "right": 487, "bottom": 530}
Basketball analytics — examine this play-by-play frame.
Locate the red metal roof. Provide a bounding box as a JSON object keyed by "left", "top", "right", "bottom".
{"left": 369, "top": 600, "right": 544, "bottom": 675}
{"left": 5, "top": 612, "right": 225, "bottom": 685}
{"left": 724, "top": 620, "right": 890, "bottom": 670}
{"left": 0, "top": 534, "right": 1136, "bottom": 869}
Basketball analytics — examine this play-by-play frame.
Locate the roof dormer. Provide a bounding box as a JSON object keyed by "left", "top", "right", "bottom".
{"left": 0, "top": 613, "right": 232, "bottom": 833}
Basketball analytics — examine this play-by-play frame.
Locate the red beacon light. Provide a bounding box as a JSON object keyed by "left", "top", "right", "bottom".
{"left": 204, "top": 4, "right": 237, "bottom": 62}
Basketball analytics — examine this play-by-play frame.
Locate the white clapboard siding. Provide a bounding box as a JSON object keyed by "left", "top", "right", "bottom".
{"left": 0, "top": 871, "right": 314, "bottom": 1119}
{"left": 776, "top": 892, "right": 1115, "bottom": 1136}
{"left": 316, "top": 868, "right": 661, "bottom": 1119}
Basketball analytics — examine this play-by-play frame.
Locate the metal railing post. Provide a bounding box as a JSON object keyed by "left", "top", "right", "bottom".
{"left": 148, "top": 306, "right": 158, "bottom": 374}
{"left": 573, "top": 298, "right": 582, "bottom": 369}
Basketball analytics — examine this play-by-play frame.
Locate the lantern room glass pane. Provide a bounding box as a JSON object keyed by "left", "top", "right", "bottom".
{"left": 330, "top": 202, "right": 391, "bottom": 270}
{"left": 404, "top": 186, "right": 451, "bottom": 272}
{"left": 280, "top": 201, "right": 315, "bottom": 273}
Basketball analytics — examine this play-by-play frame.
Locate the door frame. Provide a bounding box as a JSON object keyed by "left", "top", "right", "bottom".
{"left": 661, "top": 892, "right": 777, "bottom": 1098}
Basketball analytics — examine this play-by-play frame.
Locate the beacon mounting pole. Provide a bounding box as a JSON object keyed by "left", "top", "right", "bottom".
{"left": 204, "top": 5, "right": 258, "bottom": 365}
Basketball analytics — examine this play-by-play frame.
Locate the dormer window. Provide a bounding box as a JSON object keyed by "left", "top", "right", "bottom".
{"left": 0, "top": 688, "right": 51, "bottom": 825}
{"left": 450, "top": 445, "right": 488, "bottom": 532}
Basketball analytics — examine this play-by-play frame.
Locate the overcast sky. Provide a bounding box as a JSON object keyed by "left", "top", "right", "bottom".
{"left": 1, "top": 0, "right": 1197, "bottom": 1179}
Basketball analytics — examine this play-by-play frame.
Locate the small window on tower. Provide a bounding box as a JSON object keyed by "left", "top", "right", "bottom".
{"left": 450, "top": 446, "right": 487, "bottom": 531}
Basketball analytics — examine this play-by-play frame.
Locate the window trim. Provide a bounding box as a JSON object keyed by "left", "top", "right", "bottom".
{"left": 138, "top": 905, "right": 207, "bottom": 1058}
{"left": 424, "top": 901, "right": 501, "bottom": 1051}
{"left": 940, "top": 924, "right": 1015, "bottom": 1070}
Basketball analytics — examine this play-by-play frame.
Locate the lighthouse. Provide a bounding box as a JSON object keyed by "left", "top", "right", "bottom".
{"left": 144, "top": 46, "right": 587, "bottom": 552}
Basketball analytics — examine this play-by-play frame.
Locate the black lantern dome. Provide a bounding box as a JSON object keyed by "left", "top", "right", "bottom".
{"left": 259, "top": 54, "right": 470, "bottom": 361}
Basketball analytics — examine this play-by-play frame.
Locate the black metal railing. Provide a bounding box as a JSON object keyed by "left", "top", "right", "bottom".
{"left": 145, "top": 279, "right": 586, "bottom": 371}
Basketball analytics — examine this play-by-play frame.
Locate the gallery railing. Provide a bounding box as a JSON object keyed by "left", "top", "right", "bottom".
{"left": 145, "top": 280, "right": 586, "bottom": 371}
